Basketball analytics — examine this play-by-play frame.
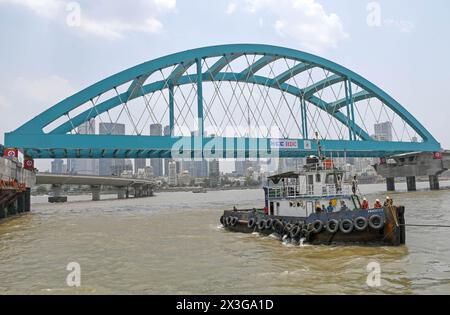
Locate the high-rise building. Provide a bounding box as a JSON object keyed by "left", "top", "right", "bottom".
{"left": 163, "top": 125, "right": 171, "bottom": 176}
{"left": 374, "top": 122, "right": 393, "bottom": 141}
{"left": 69, "top": 119, "right": 98, "bottom": 175}
{"left": 99, "top": 122, "right": 126, "bottom": 176}
{"left": 134, "top": 158, "right": 146, "bottom": 173}
{"left": 51, "top": 159, "right": 64, "bottom": 174}
{"left": 209, "top": 159, "right": 220, "bottom": 187}
{"left": 150, "top": 123, "right": 163, "bottom": 177}
{"left": 168, "top": 161, "right": 178, "bottom": 186}
{"left": 235, "top": 159, "right": 260, "bottom": 176}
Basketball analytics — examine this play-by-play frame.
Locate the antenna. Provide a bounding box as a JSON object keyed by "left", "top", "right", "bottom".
{"left": 314, "top": 131, "right": 324, "bottom": 161}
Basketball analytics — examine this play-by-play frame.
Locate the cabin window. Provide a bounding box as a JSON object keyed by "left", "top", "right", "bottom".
{"left": 307, "top": 175, "right": 314, "bottom": 185}
{"left": 316, "top": 174, "right": 321, "bottom": 182}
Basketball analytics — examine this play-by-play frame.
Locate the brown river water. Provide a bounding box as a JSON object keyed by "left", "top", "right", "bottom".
{"left": 1, "top": 182, "right": 450, "bottom": 295}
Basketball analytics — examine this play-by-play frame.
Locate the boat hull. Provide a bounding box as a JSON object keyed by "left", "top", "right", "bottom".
{"left": 220, "top": 206, "right": 405, "bottom": 246}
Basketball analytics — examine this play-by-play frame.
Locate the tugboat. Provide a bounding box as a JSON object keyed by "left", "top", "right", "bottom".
{"left": 220, "top": 139, "right": 406, "bottom": 246}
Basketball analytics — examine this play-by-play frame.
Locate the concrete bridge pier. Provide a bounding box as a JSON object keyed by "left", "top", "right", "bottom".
{"left": 91, "top": 185, "right": 101, "bottom": 201}
{"left": 25, "top": 188, "right": 31, "bottom": 212}
{"left": 406, "top": 176, "right": 417, "bottom": 192}
{"left": 49, "top": 184, "right": 68, "bottom": 203}
{"left": 429, "top": 175, "right": 440, "bottom": 190}
{"left": 7, "top": 200, "right": 18, "bottom": 216}
{"left": 17, "top": 192, "right": 25, "bottom": 213}
{"left": 117, "top": 187, "right": 126, "bottom": 200}
{"left": 0, "top": 205, "right": 6, "bottom": 219}
{"left": 386, "top": 177, "right": 396, "bottom": 192}
{"left": 134, "top": 185, "right": 143, "bottom": 198}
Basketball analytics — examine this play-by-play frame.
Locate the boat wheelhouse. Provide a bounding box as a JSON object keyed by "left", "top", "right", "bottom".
{"left": 265, "top": 156, "right": 360, "bottom": 218}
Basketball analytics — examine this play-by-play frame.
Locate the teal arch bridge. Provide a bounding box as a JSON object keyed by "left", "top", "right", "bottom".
{"left": 4, "top": 44, "right": 441, "bottom": 159}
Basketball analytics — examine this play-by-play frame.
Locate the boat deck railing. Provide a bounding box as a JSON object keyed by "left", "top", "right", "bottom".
{"left": 268, "top": 184, "right": 351, "bottom": 199}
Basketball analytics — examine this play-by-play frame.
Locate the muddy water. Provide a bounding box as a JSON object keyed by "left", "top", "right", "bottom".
{"left": 0, "top": 182, "right": 449, "bottom": 294}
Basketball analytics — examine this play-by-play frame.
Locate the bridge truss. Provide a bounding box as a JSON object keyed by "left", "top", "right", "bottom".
{"left": 4, "top": 44, "right": 441, "bottom": 159}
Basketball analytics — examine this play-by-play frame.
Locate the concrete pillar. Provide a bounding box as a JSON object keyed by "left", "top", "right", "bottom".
{"left": 17, "top": 192, "right": 25, "bottom": 213}
{"left": 134, "top": 186, "right": 142, "bottom": 198}
{"left": 386, "top": 177, "right": 396, "bottom": 192}
{"left": 0, "top": 205, "right": 6, "bottom": 219}
{"left": 8, "top": 200, "right": 18, "bottom": 216}
{"left": 126, "top": 186, "right": 130, "bottom": 199}
{"left": 406, "top": 176, "right": 416, "bottom": 192}
{"left": 24, "top": 188, "right": 31, "bottom": 212}
{"left": 49, "top": 184, "right": 68, "bottom": 203}
{"left": 117, "top": 187, "right": 126, "bottom": 200}
{"left": 91, "top": 185, "right": 101, "bottom": 201}
{"left": 429, "top": 175, "right": 440, "bottom": 191}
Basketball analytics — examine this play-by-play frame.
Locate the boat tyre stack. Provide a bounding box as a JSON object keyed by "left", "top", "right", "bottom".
{"left": 258, "top": 220, "right": 267, "bottom": 231}
{"left": 272, "top": 219, "right": 284, "bottom": 235}
{"left": 368, "top": 215, "right": 384, "bottom": 230}
{"left": 339, "top": 219, "right": 354, "bottom": 234}
{"left": 247, "top": 218, "right": 257, "bottom": 230}
{"left": 265, "top": 219, "right": 274, "bottom": 230}
{"left": 326, "top": 219, "right": 339, "bottom": 234}
{"left": 354, "top": 217, "right": 369, "bottom": 232}
{"left": 225, "top": 216, "right": 239, "bottom": 227}
{"left": 290, "top": 225, "right": 302, "bottom": 239}
{"left": 311, "top": 220, "right": 324, "bottom": 234}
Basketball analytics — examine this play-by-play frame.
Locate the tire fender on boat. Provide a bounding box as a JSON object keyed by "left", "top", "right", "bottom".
{"left": 273, "top": 220, "right": 284, "bottom": 234}
{"left": 312, "top": 220, "right": 324, "bottom": 234}
{"left": 340, "top": 219, "right": 354, "bottom": 234}
{"left": 265, "top": 219, "right": 274, "bottom": 230}
{"left": 258, "top": 220, "right": 267, "bottom": 230}
{"left": 231, "top": 217, "right": 239, "bottom": 227}
{"left": 326, "top": 219, "right": 339, "bottom": 233}
{"left": 284, "top": 223, "right": 293, "bottom": 233}
{"left": 220, "top": 215, "right": 225, "bottom": 226}
{"left": 247, "top": 218, "right": 257, "bottom": 229}
{"left": 368, "top": 215, "right": 384, "bottom": 230}
{"left": 225, "top": 216, "right": 233, "bottom": 226}
{"left": 354, "top": 217, "right": 369, "bottom": 232}
{"left": 290, "top": 225, "right": 301, "bottom": 239}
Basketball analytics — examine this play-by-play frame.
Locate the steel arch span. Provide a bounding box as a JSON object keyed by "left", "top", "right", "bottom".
{"left": 4, "top": 44, "right": 441, "bottom": 159}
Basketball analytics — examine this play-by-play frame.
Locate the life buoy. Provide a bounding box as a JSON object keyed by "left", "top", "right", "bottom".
{"left": 265, "top": 219, "right": 274, "bottom": 230}
{"left": 312, "top": 220, "right": 324, "bottom": 234}
{"left": 354, "top": 217, "right": 369, "bottom": 232}
{"left": 340, "top": 219, "right": 354, "bottom": 234}
{"left": 258, "top": 220, "right": 267, "bottom": 230}
{"left": 368, "top": 215, "right": 384, "bottom": 230}
{"left": 326, "top": 219, "right": 339, "bottom": 233}
{"left": 290, "top": 225, "right": 301, "bottom": 239}
{"left": 247, "top": 218, "right": 257, "bottom": 229}
{"left": 231, "top": 217, "right": 239, "bottom": 227}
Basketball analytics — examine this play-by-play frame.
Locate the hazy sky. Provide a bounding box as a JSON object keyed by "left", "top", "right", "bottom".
{"left": 0, "top": 0, "right": 449, "bottom": 170}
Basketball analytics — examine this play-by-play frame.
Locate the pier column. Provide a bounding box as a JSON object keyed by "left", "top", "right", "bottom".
{"left": 91, "top": 185, "right": 101, "bottom": 201}
{"left": 8, "top": 200, "right": 18, "bottom": 216}
{"left": 17, "top": 192, "right": 25, "bottom": 213}
{"left": 126, "top": 186, "right": 130, "bottom": 199}
{"left": 0, "top": 205, "right": 6, "bottom": 219}
{"left": 117, "top": 187, "right": 126, "bottom": 200}
{"left": 49, "top": 184, "right": 68, "bottom": 203}
{"left": 386, "top": 177, "right": 396, "bottom": 192}
{"left": 429, "top": 175, "right": 440, "bottom": 191}
{"left": 24, "top": 188, "right": 31, "bottom": 212}
{"left": 406, "top": 176, "right": 416, "bottom": 192}
{"left": 134, "top": 186, "right": 142, "bottom": 198}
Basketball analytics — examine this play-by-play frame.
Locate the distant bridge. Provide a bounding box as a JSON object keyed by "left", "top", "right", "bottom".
{"left": 36, "top": 173, "right": 155, "bottom": 202}
{"left": 4, "top": 44, "right": 441, "bottom": 159}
